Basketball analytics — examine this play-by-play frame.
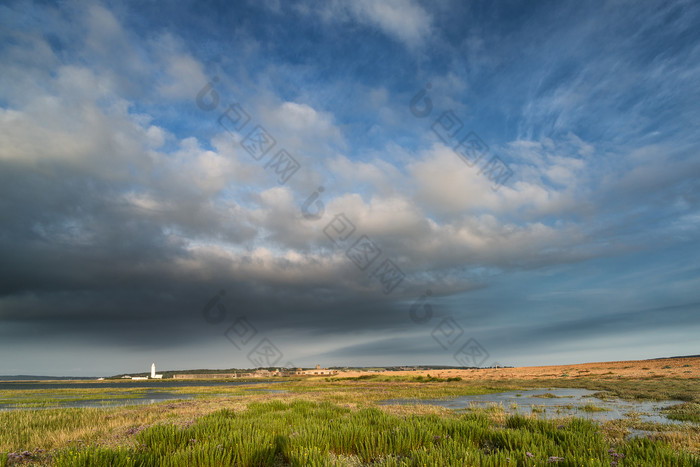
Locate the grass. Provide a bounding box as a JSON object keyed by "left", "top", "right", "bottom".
{"left": 579, "top": 403, "right": 609, "bottom": 413}
{"left": 490, "top": 377, "right": 699, "bottom": 403}
{"left": 663, "top": 403, "right": 700, "bottom": 424}
{"left": 42, "top": 400, "right": 698, "bottom": 466}
{"left": 0, "top": 391, "right": 153, "bottom": 409}
{"left": 0, "top": 376, "right": 698, "bottom": 465}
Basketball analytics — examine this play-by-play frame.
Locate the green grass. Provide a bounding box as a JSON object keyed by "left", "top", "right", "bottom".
{"left": 48, "top": 400, "right": 698, "bottom": 466}
{"left": 2, "top": 376, "right": 698, "bottom": 465}
{"left": 663, "top": 403, "right": 700, "bottom": 424}
{"left": 0, "top": 392, "right": 151, "bottom": 409}
{"left": 0, "top": 387, "right": 164, "bottom": 406}
{"left": 579, "top": 403, "right": 609, "bottom": 413}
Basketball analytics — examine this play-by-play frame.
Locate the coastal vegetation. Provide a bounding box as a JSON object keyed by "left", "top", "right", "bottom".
{"left": 1, "top": 375, "right": 698, "bottom": 465}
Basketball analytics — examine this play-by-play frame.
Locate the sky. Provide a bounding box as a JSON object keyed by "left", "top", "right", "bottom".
{"left": 1, "top": 0, "right": 699, "bottom": 376}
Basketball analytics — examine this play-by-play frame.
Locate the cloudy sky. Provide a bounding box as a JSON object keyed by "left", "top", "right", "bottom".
{"left": 1, "top": 0, "right": 699, "bottom": 376}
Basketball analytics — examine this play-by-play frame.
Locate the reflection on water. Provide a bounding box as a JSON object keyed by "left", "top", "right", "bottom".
{"left": 382, "top": 388, "right": 688, "bottom": 425}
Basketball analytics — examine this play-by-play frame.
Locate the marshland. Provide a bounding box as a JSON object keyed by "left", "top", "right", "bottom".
{"left": 2, "top": 360, "right": 698, "bottom": 466}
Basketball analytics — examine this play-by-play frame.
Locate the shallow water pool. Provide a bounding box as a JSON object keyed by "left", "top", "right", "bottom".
{"left": 381, "top": 388, "right": 689, "bottom": 425}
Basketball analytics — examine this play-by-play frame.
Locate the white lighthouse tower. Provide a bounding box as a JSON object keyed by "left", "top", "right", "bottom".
{"left": 150, "top": 362, "right": 163, "bottom": 379}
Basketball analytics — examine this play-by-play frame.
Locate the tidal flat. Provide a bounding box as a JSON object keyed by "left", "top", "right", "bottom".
{"left": 1, "top": 375, "right": 698, "bottom": 466}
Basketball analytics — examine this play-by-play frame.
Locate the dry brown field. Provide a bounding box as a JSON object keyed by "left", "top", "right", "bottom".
{"left": 336, "top": 356, "right": 700, "bottom": 380}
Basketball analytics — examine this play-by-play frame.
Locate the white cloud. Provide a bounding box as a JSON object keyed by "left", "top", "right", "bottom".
{"left": 345, "top": 0, "right": 432, "bottom": 48}
{"left": 300, "top": 0, "right": 432, "bottom": 49}
{"left": 262, "top": 101, "right": 343, "bottom": 147}
{"left": 3, "top": 0, "right": 695, "bottom": 309}
{"left": 157, "top": 54, "right": 208, "bottom": 99}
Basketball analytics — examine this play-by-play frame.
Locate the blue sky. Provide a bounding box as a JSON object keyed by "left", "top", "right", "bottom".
{"left": 0, "top": 0, "right": 699, "bottom": 376}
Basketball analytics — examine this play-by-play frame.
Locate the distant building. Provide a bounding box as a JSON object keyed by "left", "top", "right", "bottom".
{"left": 280, "top": 364, "right": 338, "bottom": 376}
{"left": 174, "top": 373, "right": 252, "bottom": 379}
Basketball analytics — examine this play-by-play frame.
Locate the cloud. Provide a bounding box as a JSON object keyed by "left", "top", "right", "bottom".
{"left": 1, "top": 0, "right": 700, "bottom": 374}
{"left": 342, "top": 0, "right": 432, "bottom": 48}
{"left": 158, "top": 54, "right": 208, "bottom": 99}
{"left": 297, "top": 0, "right": 433, "bottom": 49}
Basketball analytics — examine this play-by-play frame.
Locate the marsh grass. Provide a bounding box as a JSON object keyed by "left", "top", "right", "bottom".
{"left": 2, "top": 377, "right": 698, "bottom": 465}
{"left": 0, "top": 406, "right": 164, "bottom": 453}
{"left": 47, "top": 400, "right": 699, "bottom": 466}
{"left": 663, "top": 402, "right": 700, "bottom": 424}
{"left": 0, "top": 388, "right": 178, "bottom": 411}
{"left": 486, "top": 377, "right": 699, "bottom": 403}
{"left": 579, "top": 403, "right": 609, "bottom": 413}
{"left": 304, "top": 375, "right": 700, "bottom": 407}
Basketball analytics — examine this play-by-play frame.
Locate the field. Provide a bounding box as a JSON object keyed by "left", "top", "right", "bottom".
{"left": 1, "top": 358, "right": 698, "bottom": 466}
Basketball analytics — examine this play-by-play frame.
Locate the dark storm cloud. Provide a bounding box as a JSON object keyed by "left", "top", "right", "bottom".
{"left": 1, "top": 0, "right": 700, "bottom": 374}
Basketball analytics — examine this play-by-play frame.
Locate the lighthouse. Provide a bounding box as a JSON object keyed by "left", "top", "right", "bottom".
{"left": 150, "top": 363, "right": 163, "bottom": 379}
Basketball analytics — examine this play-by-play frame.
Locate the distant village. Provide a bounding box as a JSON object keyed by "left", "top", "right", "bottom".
{"left": 113, "top": 363, "right": 510, "bottom": 381}
{"left": 118, "top": 363, "right": 339, "bottom": 380}
{"left": 173, "top": 364, "right": 339, "bottom": 379}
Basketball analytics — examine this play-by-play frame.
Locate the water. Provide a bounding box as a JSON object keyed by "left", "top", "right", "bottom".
{"left": 381, "top": 388, "right": 688, "bottom": 425}
{"left": 0, "top": 391, "right": 198, "bottom": 410}
{"left": 0, "top": 380, "right": 281, "bottom": 390}
{"left": 0, "top": 380, "right": 286, "bottom": 410}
